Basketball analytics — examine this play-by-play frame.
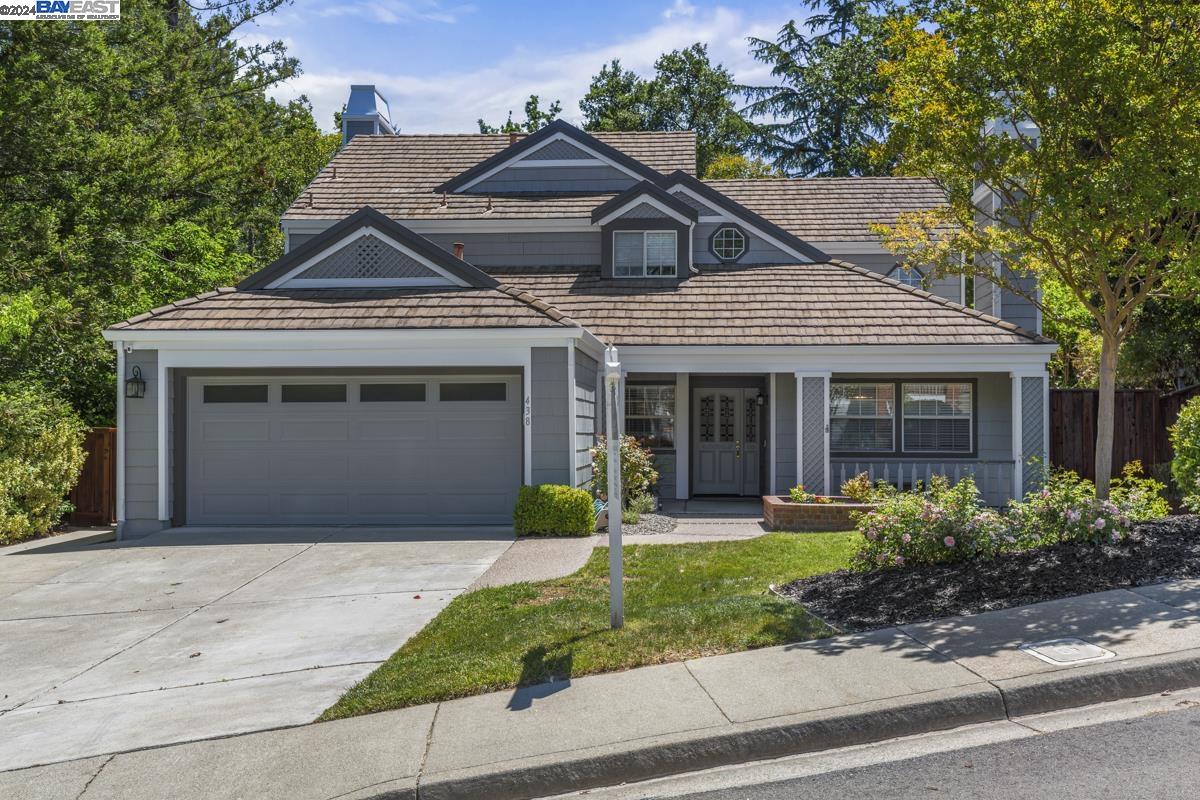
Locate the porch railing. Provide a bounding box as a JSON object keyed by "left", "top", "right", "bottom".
{"left": 830, "top": 459, "right": 1017, "bottom": 507}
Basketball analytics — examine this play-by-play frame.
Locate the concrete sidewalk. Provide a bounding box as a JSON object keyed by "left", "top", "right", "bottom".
{"left": 8, "top": 582, "right": 1200, "bottom": 800}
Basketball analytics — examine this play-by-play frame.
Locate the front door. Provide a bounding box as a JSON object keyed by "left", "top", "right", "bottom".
{"left": 692, "top": 388, "right": 761, "bottom": 495}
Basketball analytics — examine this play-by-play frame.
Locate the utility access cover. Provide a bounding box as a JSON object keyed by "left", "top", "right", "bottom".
{"left": 1019, "top": 637, "right": 1116, "bottom": 666}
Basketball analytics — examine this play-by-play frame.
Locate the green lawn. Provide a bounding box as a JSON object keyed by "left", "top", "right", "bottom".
{"left": 321, "top": 532, "right": 857, "bottom": 721}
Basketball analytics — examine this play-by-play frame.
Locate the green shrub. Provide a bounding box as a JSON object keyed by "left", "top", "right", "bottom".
{"left": 1171, "top": 396, "right": 1200, "bottom": 512}
{"left": 789, "top": 484, "right": 817, "bottom": 503}
{"left": 513, "top": 484, "right": 594, "bottom": 537}
{"left": 590, "top": 435, "right": 658, "bottom": 508}
{"left": 627, "top": 492, "right": 655, "bottom": 515}
{"left": 1006, "top": 468, "right": 1099, "bottom": 548}
{"left": 840, "top": 471, "right": 897, "bottom": 504}
{"left": 0, "top": 383, "right": 88, "bottom": 544}
{"left": 1110, "top": 460, "right": 1170, "bottom": 522}
{"left": 853, "top": 476, "right": 1006, "bottom": 569}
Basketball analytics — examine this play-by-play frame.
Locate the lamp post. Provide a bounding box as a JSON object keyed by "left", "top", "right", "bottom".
{"left": 604, "top": 345, "right": 623, "bottom": 629}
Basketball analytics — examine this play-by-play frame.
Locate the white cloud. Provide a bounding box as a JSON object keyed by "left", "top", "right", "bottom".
{"left": 318, "top": 1, "right": 474, "bottom": 26}
{"left": 663, "top": 0, "right": 696, "bottom": 19}
{"left": 270, "top": 4, "right": 789, "bottom": 133}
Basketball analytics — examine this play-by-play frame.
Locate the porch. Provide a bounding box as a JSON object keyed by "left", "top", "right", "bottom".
{"left": 615, "top": 357, "right": 1049, "bottom": 509}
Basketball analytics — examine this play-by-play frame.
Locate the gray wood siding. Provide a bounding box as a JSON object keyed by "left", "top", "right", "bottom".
{"left": 574, "top": 349, "right": 598, "bottom": 490}
{"left": 773, "top": 373, "right": 797, "bottom": 492}
{"left": 469, "top": 165, "right": 637, "bottom": 194}
{"left": 425, "top": 232, "right": 600, "bottom": 267}
{"left": 288, "top": 232, "right": 317, "bottom": 251}
{"left": 123, "top": 349, "right": 164, "bottom": 532}
{"left": 693, "top": 222, "right": 793, "bottom": 266}
{"left": 531, "top": 347, "right": 571, "bottom": 486}
{"left": 652, "top": 451, "right": 676, "bottom": 500}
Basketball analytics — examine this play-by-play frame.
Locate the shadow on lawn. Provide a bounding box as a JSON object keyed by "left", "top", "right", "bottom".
{"left": 506, "top": 644, "right": 577, "bottom": 711}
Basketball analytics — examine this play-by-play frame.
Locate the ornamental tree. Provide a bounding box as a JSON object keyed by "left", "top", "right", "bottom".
{"left": 875, "top": 0, "right": 1200, "bottom": 497}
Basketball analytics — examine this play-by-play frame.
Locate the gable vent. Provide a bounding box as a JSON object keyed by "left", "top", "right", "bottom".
{"left": 295, "top": 234, "right": 438, "bottom": 281}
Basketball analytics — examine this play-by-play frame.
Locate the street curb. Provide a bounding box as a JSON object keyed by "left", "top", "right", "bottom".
{"left": 997, "top": 647, "right": 1200, "bottom": 717}
{"left": 413, "top": 685, "right": 1005, "bottom": 800}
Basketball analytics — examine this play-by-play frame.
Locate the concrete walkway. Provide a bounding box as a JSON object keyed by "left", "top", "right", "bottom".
{"left": 9, "top": 581, "right": 1200, "bottom": 800}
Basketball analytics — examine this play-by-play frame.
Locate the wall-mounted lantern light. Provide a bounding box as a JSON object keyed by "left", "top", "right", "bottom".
{"left": 125, "top": 365, "right": 146, "bottom": 399}
{"left": 755, "top": 394, "right": 766, "bottom": 407}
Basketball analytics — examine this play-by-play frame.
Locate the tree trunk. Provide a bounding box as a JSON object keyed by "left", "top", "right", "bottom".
{"left": 1094, "top": 332, "right": 1120, "bottom": 498}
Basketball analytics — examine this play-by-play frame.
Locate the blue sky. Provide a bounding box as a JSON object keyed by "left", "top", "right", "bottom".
{"left": 247, "top": 0, "right": 805, "bottom": 133}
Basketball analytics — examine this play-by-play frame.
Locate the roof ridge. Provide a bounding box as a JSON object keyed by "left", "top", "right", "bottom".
{"left": 824, "top": 258, "right": 1052, "bottom": 344}
{"left": 492, "top": 283, "right": 579, "bottom": 327}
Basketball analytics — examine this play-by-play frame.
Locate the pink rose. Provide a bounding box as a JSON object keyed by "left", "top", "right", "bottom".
{"left": 943, "top": 536, "right": 955, "bottom": 548}
{"left": 894, "top": 555, "right": 905, "bottom": 566}
{"left": 1092, "top": 517, "right": 1106, "bottom": 530}
{"left": 901, "top": 533, "right": 912, "bottom": 544}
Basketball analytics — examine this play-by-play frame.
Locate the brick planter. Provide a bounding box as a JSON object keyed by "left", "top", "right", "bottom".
{"left": 762, "top": 495, "right": 877, "bottom": 532}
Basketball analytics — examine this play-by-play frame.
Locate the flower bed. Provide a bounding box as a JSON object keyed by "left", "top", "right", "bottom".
{"left": 763, "top": 495, "right": 876, "bottom": 532}
{"left": 778, "top": 515, "right": 1200, "bottom": 631}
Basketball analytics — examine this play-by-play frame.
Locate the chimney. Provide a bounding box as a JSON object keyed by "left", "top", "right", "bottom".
{"left": 452, "top": 242, "right": 465, "bottom": 260}
{"left": 341, "top": 85, "right": 398, "bottom": 147}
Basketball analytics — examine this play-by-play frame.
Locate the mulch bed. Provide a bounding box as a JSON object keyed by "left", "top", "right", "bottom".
{"left": 778, "top": 515, "right": 1200, "bottom": 632}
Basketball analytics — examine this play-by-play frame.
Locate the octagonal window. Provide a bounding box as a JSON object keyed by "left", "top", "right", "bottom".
{"left": 711, "top": 226, "right": 747, "bottom": 261}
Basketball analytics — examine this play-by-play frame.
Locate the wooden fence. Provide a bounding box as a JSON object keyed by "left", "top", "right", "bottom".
{"left": 1050, "top": 386, "right": 1200, "bottom": 479}
{"left": 68, "top": 427, "right": 116, "bottom": 526}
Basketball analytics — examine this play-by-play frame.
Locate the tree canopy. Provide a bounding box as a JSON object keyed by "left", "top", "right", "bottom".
{"left": 580, "top": 45, "right": 753, "bottom": 177}
{"left": 744, "top": 0, "right": 894, "bottom": 177}
{"left": 478, "top": 94, "right": 562, "bottom": 134}
{"left": 875, "top": 0, "right": 1200, "bottom": 494}
{"left": 0, "top": 0, "right": 338, "bottom": 423}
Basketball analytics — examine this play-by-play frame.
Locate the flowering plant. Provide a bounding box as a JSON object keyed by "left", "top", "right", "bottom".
{"left": 851, "top": 476, "right": 1004, "bottom": 570}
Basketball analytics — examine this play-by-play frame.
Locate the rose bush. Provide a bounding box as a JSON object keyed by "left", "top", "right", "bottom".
{"left": 590, "top": 434, "right": 659, "bottom": 509}
{"left": 851, "top": 476, "right": 1007, "bottom": 570}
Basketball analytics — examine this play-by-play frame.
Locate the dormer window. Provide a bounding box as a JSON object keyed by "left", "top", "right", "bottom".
{"left": 614, "top": 230, "right": 677, "bottom": 277}
{"left": 888, "top": 263, "right": 925, "bottom": 289}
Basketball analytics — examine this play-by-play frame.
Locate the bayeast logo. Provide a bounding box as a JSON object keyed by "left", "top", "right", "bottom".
{"left": 0, "top": 0, "right": 119, "bottom": 19}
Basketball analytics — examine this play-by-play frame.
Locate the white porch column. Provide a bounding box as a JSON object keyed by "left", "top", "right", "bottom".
{"left": 795, "top": 371, "right": 832, "bottom": 495}
{"left": 675, "top": 372, "right": 689, "bottom": 501}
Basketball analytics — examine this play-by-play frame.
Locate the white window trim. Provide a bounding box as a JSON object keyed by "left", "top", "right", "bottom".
{"left": 900, "top": 382, "right": 974, "bottom": 454}
{"left": 613, "top": 230, "right": 678, "bottom": 278}
{"left": 830, "top": 382, "right": 896, "bottom": 453}
{"left": 624, "top": 384, "right": 677, "bottom": 448}
{"left": 711, "top": 226, "right": 747, "bottom": 261}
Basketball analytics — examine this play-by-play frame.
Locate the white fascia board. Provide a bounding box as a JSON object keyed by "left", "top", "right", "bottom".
{"left": 104, "top": 327, "right": 588, "bottom": 349}
{"left": 593, "top": 194, "right": 695, "bottom": 227}
{"left": 664, "top": 183, "right": 814, "bottom": 264}
{"left": 458, "top": 132, "right": 646, "bottom": 192}
{"left": 618, "top": 344, "right": 1056, "bottom": 375}
{"left": 267, "top": 226, "right": 463, "bottom": 289}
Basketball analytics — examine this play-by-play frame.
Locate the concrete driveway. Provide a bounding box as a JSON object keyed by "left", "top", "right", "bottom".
{"left": 0, "top": 526, "right": 512, "bottom": 772}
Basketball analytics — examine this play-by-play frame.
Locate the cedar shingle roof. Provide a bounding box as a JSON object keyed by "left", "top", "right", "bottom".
{"left": 282, "top": 131, "right": 697, "bottom": 221}
{"left": 487, "top": 262, "right": 1048, "bottom": 346}
{"left": 704, "top": 177, "right": 949, "bottom": 242}
{"left": 107, "top": 285, "right": 574, "bottom": 331}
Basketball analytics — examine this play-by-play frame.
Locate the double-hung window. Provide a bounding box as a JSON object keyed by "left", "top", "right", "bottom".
{"left": 830, "top": 383, "right": 895, "bottom": 452}
{"left": 901, "top": 382, "right": 973, "bottom": 453}
{"left": 614, "top": 231, "right": 677, "bottom": 277}
{"left": 830, "top": 381, "right": 975, "bottom": 455}
{"left": 624, "top": 385, "right": 675, "bottom": 448}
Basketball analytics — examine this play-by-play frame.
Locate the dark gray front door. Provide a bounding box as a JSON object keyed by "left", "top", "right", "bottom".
{"left": 692, "top": 388, "right": 761, "bottom": 496}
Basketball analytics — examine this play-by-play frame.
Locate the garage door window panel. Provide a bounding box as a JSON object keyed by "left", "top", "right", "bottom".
{"left": 203, "top": 384, "right": 268, "bottom": 404}
{"left": 281, "top": 384, "right": 347, "bottom": 403}
{"left": 360, "top": 383, "right": 427, "bottom": 402}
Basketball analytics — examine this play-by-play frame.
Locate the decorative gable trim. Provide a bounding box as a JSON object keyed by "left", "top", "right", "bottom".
{"left": 591, "top": 181, "right": 700, "bottom": 226}
{"left": 270, "top": 227, "right": 462, "bottom": 289}
{"left": 435, "top": 120, "right": 663, "bottom": 194}
{"left": 657, "top": 172, "right": 830, "bottom": 264}
{"left": 238, "top": 206, "right": 499, "bottom": 290}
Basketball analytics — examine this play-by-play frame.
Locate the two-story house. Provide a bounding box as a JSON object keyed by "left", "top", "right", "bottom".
{"left": 104, "top": 85, "right": 1054, "bottom": 535}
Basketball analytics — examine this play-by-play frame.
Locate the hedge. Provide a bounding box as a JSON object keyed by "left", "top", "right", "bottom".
{"left": 513, "top": 484, "right": 594, "bottom": 537}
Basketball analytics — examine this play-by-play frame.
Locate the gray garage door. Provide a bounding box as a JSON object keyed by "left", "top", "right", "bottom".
{"left": 185, "top": 376, "right": 521, "bottom": 525}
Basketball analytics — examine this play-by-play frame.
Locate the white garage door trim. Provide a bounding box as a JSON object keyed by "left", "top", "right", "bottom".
{"left": 185, "top": 374, "right": 522, "bottom": 525}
